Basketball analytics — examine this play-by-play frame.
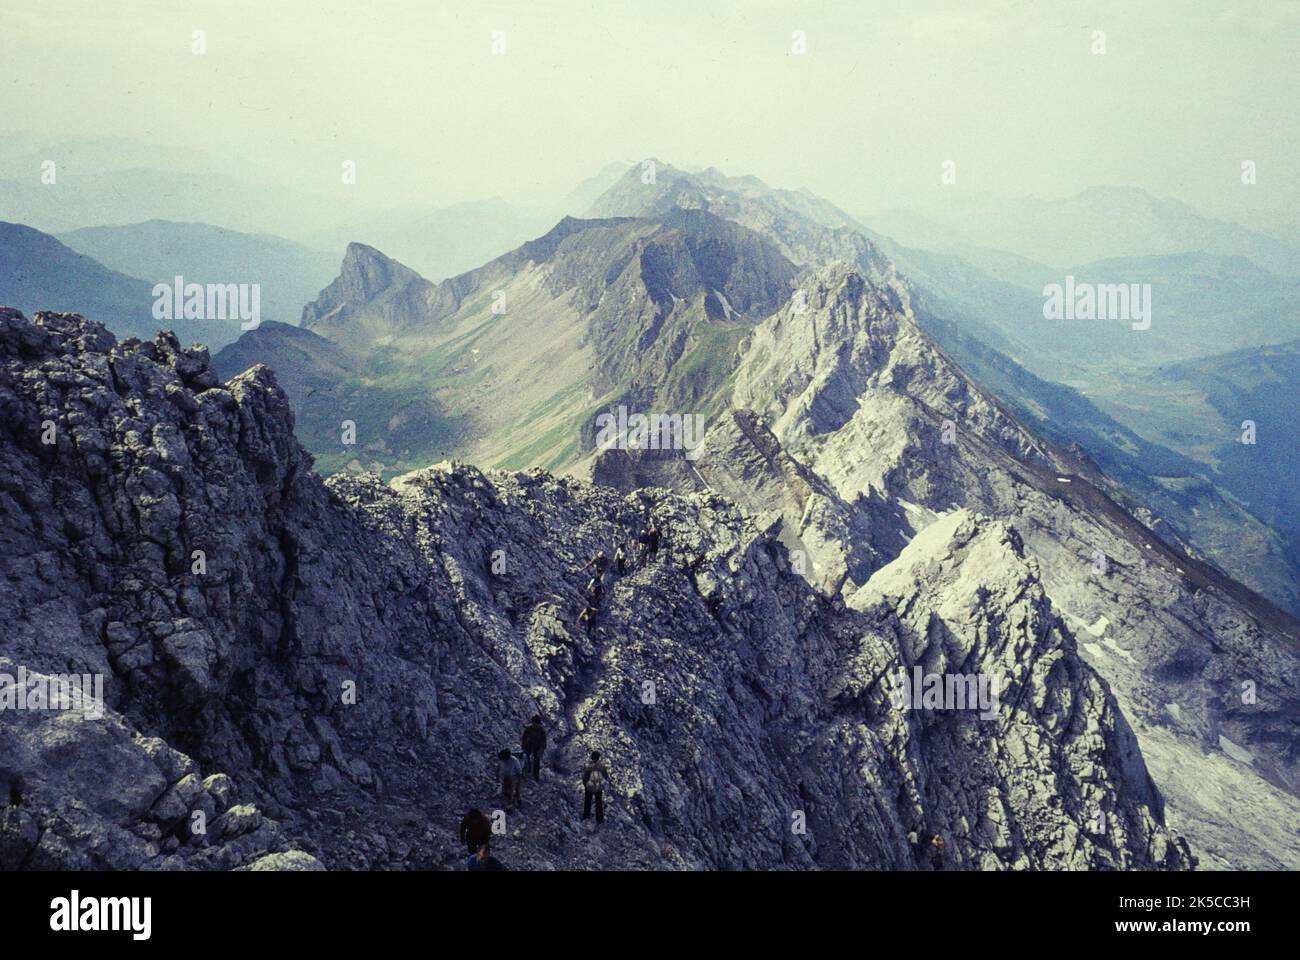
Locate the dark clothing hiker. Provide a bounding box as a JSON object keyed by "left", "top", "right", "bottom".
{"left": 459, "top": 809, "right": 492, "bottom": 855}
{"left": 582, "top": 752, "right": 610, "bottom": 825}
{"left": 521, "top": 717, "right": 547, "bottom": 781}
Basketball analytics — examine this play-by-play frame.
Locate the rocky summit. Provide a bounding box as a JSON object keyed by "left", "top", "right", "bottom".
{"left": 0, "top": 307, "right": 1195, "bottom": 870}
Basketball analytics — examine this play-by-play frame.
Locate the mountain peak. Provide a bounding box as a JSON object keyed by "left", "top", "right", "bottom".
{"left": 298, "top": 242, "right": 436, "bottom": 342}
{"left": 340, "top": 241, "right": 419, "bottom": 282}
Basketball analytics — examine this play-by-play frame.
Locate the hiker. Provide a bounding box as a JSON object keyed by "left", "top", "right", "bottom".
{"left": 581, "top": 750, "right": 610, "bottom": 825}
{"left": 466, "top": 841, "right": 506, "bottom": 871}
{"left": 907, "top": 830, "right": 924, "bottom": 865}
{"left": 614, "top": 544, "right": 627, "bottom": 576}
{"left": 586, "top": 576, "right": 603, "bottom": 606}
{"left": 584, "top": 551, "right": 609, "bottom": 576}
{"left": 645, "top": 524, "right": 661, "bottom": 560}
{"left": 459, "top": 808, "right": 492, "bottom": 855}
{"left": 521, "top": 715, "right": 547, "bottom": 781}
{"left": 577, "top": 606, "right": 598, "bottom": 633}
{"left": 498, "top": 748, "right": 523, "bottom": 811}
{"left": 929, "top": 833, "right": 946, "bottom": 871}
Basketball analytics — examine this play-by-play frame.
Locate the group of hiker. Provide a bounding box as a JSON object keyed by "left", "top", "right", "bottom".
{"left": 461, "top": 713, "right": 613, "bottom": 870}
{"left": 457, "top": 511, "right": 964, "bottom": 873}
{"left": 576, "top": 522, "right": 662, "bottom": 633}
{"left": 490, "top": 714, "right": 547, "bottom": 815}
{"left": 465, "top": 724, "right": 951, "bottom": 872}
{"left": 463, "top": 520, "right": 671, "bottom": 868}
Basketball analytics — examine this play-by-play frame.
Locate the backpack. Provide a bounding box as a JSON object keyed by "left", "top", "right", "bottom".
{"left": 466, "top": 815, "right": 490, "bottom": 844}
{"left": 586, "top": 764, "right": 605, "bottom": 793}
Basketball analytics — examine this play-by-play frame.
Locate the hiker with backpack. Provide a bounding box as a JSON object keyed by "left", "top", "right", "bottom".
{"left": 459, "top": 808, "right": 492, "bottom": 856}
{"left": 498, "top": 748, "right": 523, "bottom": 811}
{"left": 521, "top": 715, "right": 547, "bottom": 781}
{"left": 581, "top": 750, "right": 610, "bottom": 825}
{"left": 614, "top": 544, "right": 627, "bottom": 576}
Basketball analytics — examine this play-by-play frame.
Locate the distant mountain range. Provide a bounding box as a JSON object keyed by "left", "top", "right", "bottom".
{"left": 221, "top": 205, "right": 802, "bottom": 476}
{"left": 59, "top": 220, "right": 338, "bottom": 330}
{"left": 12, "top": 157, "right": 1290, "bottom": 617}
{"left": 0, "top": 221, "right": 173, "bottom": 341}
{"left": 864, "top": 185, "right": 1300, "bottom": 277}
{"left": 895, "top": 247, "right": 1300, "bottom": 378}
{"left": 1118, "top": 339, "right": 1300, "bottom": 565}
{"left": 304, "top": 162, "right": 633, "bottom": 281}
{"left": 0, "top": 220, "right": 335, "bottom": 351}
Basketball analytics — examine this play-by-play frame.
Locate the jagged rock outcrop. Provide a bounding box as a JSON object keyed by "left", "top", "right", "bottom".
{"left": 718, "top": 265, "right": 1300, "bottom": 869}
{"left": 301, "top": 242, "right": 437, "bottom": 342}
{"left": 594, "top": 408, "right": 899, "bottom": 595}
{"left": 0, "top": 659, "right": 316, "bottom": 870}
{"left": 0, "top": 308, "right": 1189, "bottom": 870}
{"left": 733, "top": 262, "right": 1055, "bottom": 477}
{"left": 582, "top": 250, "right": 1300, "bottom": 869}
{"left": 848, "top": 511, "right": 1182, "bottom": 868}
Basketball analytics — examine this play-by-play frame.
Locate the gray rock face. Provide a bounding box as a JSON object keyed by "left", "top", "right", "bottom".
{"left": 585, "top": 235, "right": 1300, "bottom": 869}
{"left": 709, "top": 261, "right": 1300, "bottom": 870}
{"left": 0, "top": 307, "right": 1189, "bottom": 870}
{"left": 849, "top": 511, "right": 1185, "bottom": 869}
{"left": 733, "top": 263, "right": 1055, "bottom": 480}
{"left": 0, "top": 658, "right": 307, "bottom": 870}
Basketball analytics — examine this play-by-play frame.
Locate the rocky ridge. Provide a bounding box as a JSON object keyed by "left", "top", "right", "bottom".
{"left": 0, "top": 308, "right": 1190, "bottom": 870}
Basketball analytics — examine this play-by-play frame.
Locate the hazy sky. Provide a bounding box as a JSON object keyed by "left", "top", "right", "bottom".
{"left": 4, "top": 0, "right": 1298, "bottom": 225}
